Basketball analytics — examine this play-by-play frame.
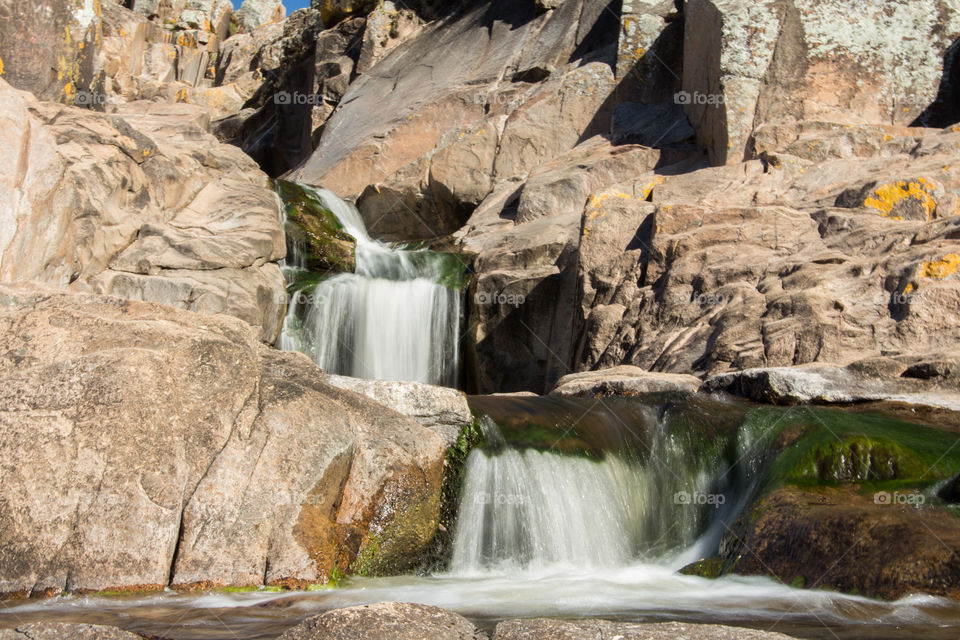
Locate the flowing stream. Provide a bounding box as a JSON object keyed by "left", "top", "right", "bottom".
{"left": 277, "top": 187, "right": 461, "bottom": 386}
{"left": 6, "top": 396, "right": 960, "bottom": 639}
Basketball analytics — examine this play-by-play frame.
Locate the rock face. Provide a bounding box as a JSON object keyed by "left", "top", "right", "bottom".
{"left": 458, "top": 120, "right": 960, "bottom": 392}
{"left": 722, "top": 487, "right": 960, "bottom": 600}
{"left": 291, "top": 0, "right": 629, "bottom": 241}
{"left": 550, "top": 366, "right": 701, "bottom": 398}
{"left": 682, "top": 0, "right": 960, "bottom": 164}
{"left": 278, "top": 602, "right": 487, "bottom": 640}
{"left": 277, "top": 0, "right": 960, "bottom": 394}
{"left": 492, "top": 619, "right": 797, "bottom": 640}
{"left": 0, "top": 80, "right": 287, "bottom": 342}
{"left": 0, "top": 623, "right": 142, "bottom": 640}
{"left": 0, "top": 284, "right": 446, "bottom": 596}
{"left": 0, "top": 0, "right": 102, "bottom": 102}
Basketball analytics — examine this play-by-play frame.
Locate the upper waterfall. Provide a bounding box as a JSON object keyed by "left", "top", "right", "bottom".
{"left": 278, "top": 186, "right": 462, "bottom": 387}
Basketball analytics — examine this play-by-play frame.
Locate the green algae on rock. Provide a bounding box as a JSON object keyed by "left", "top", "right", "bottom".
{"left": 276, "top": 180, "right": 357, "bottom": 273}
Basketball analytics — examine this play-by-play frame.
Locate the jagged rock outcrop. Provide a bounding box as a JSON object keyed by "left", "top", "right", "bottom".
{"left": 235, "top": 0, "right": 285, "bottom": 32}
{"left": 0, "top": 80, "right": 287, "bottom": 342}
{"left": 0, "top": 284, "right": 446, "bottom": 596}
{"left": 290, "top": 0, "right": 629, "bottom": 241}
{"left": 567, "top": 123, "right": 960, "bottom": 385}
{"left": 0, "top": 0, "right": 103, "bottom": 102}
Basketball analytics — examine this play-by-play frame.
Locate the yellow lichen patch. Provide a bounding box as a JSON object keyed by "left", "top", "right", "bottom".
{"left": 904, "top": 282, "right": 915, "bottom": 294}
{"left": 920, "top": 254, "right": 960, "bottom": 280}
{"left": 587, "top": 192, "right": 633, "bottom": 209}
{"left": 863, "top": 179, "right": 938, "bottom": 221}
{"left": 638, "top": 176, "right": 665, "bottom": 200}
{"left": 0, "top": 55, "right": 4, "bottom": 76}
{"left": 175, "top": 87, "right": 189, "bottom": 103}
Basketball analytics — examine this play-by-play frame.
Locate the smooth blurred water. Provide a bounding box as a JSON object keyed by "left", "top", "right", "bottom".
{"left": 277, "top": 188, "right": 460, "bottom": 386}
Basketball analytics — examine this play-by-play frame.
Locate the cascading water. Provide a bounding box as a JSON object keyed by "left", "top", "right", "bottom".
{"left": 6, "top": 397, "right": 959, "bottom": 639}
{"left": 278, "top": 186, "right": 462, "bottom": 386}
{"left": 449, "top": 410, "right": 744, "bottom": 575}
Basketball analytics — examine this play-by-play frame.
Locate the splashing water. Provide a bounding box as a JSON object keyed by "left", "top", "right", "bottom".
{"left": 278, "top": 187, "right": 461, "bottom": 386}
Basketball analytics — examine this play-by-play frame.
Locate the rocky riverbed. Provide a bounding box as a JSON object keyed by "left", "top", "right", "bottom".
{"left": 2, "top": 0, "right": 960, "bottom": 639}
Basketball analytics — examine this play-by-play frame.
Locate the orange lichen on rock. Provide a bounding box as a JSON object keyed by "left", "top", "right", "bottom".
{"left": 921, "top": 254, "right": 960, "bottom": 279}
{"left": 863, "top": 179, "right": 938, "bottom": 221}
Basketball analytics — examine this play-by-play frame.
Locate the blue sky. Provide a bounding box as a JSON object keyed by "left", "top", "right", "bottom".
{"left": 231, "top": 0, "right": 310, "bottom": 10}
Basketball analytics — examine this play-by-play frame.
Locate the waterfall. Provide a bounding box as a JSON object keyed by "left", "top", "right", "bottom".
{"left": 278, "top": 187, "right": 461, "bottom": 386}
{"left": 449, "top": 410, "right": 762, "bottom": 574}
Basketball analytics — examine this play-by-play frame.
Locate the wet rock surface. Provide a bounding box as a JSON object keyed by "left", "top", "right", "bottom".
{"left": 278, "top": 602, "right": 487, "bottom": 640}
{"left": 492, "top": 618, "right": 797, "bottom": 640}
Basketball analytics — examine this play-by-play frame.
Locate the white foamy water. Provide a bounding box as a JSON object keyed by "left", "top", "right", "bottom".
{"left": 278, "top": 187, "right": 460, "bottom": 386}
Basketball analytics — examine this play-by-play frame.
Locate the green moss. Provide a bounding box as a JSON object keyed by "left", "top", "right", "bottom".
{"left": 351, "top": 535, "right": 381, "bottom": 577}
{"left": 761, "top": 407, "right": 960, "bottom": 492}
{"left": 217, "top": 585, "right": 262, "bottom": 594}
{"left": 679, "top": 557, "right": 726, "bottom": 579}
{"left": 275, "top": 180, "right": 356, "bottom": 273}
{"left": 397, "top": 242, "right": 471, "bottom": 290}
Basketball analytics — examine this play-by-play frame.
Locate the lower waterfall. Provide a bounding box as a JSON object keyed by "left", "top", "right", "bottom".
{"left": 448, "top": 412, "right": 749, "bottom": 574}
{"left": 277, "top": 186, "right": 462, "bottom": 386}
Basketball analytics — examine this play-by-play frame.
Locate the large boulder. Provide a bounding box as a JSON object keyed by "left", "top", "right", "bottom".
{"left": 460, "top": 137, "right": 682, "bottom": 393}
{"left": 550, "top": 366, "right": 701, "bottom": 398}
{"left": 278, "top": 602, "right": 486, "bottom": 640}
{"left": 682, "top": 0, "right": 960, "bottom": 164}
{"left": 561, "top": 122, "right": 960, "bottom": 383}
{"left": 0, "top": 284, "right": 446, "bottom": 596}
{"left": 0, "top": 81, "right": 287, "bottom": 342}
{"left": 722, "top": 487, "right": 960, "bottom": 600}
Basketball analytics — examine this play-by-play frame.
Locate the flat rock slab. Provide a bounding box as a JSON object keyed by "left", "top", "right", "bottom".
{"left": 493, "top": 619, "right": 798, "bottom": 640}
{"left": 551, "top": 366, "right": 701, "bottom": 398}
{"left": 704, "top": 365, "right": 960, "bottom": 411}
{"left": 278, "top": 602, "right": 487, "bottom": 640}
{"left": 322, "top": 375, "right": 473, "bottom": 447}
{"left": 0, "top": 623, "right": 142, "bottom": 639}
